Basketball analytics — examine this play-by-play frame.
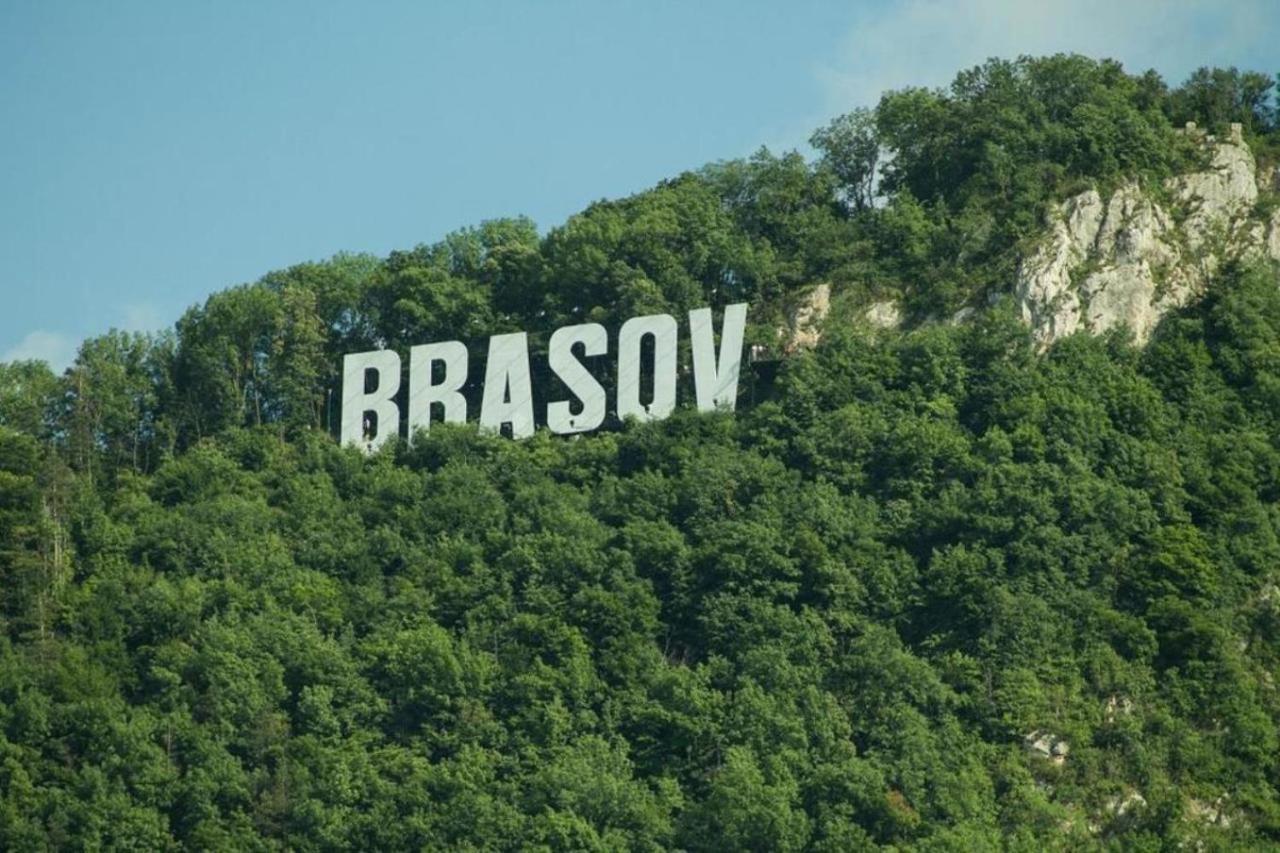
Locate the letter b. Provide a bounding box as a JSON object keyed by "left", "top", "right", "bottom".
{"left": 341, "top": 350, "right": 401, "bottom": 452}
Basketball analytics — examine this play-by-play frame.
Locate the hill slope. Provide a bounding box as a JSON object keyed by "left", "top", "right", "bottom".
{"left": 2, "top": 55, "right": 1280, "bottom": 849}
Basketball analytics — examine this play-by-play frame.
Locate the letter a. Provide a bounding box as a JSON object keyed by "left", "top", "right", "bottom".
{"left": 479, "top": 333, "right": 535, "bottom": 439}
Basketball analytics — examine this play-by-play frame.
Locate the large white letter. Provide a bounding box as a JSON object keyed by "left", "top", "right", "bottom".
{"left": 408, "top": 341, "right": 469, "bottom": 439}
{"left": 547, "top": 323, "right": 607, "bottom": 434}
{"left": 689, "top": 303, "right": 747, "bottom": 412}
{"left": 479, "top": 332, "right": 535, "bottom": 439}
{"left": 341, "top": 349, "right": 401, "bottom": 452}
{"left": 617, "top": 313, "right": 677, "bottom": 422}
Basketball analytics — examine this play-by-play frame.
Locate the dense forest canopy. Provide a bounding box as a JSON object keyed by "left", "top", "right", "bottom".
{"left": 2, "top": 55, "right": 1280, "bottom": 849}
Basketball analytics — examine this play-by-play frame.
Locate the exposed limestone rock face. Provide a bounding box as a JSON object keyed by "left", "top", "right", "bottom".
{"left": 1169, "top": 140, "right": 1258, "bottom": 251}
{"left": 784, "top": 134, "right": 1276, "bottom": 352}
{"left": 785, "top": 283, "right": 830, "bottom": 351}
{"left": 1187, "top": 795, "right": 1234, "bottom": 829}
{"left": 1014, "top": 189, "right": 1101, "bottom": 343}
{"left": 1106, "top": 790, "right": 1147, "bottom": 819}
{"left": 1016, "top": 133, "right": 1280, "bottom": 349}
{"left": 1015, "top": 182, "right": 1190, "bottom": 348}
{"left": 863, "top": 300, "right": 902, "bottom": 330}
{"left": 781, "top": 285, "right": 902, "bottom": 349}
{"left": 1103, "top": 695, "right": 1135, "bottom": 723}
{"left": 1023, "top": 730, "right": 1069, "bottom": 766}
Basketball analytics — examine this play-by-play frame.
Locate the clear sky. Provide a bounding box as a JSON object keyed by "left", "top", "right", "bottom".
{"left": 3, "top": 0, "right": 1277, "bottom": 370}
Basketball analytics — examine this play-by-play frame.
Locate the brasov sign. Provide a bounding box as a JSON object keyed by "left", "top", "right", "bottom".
{"left": 341, "top": 303, "right": 748, "bottom": 450}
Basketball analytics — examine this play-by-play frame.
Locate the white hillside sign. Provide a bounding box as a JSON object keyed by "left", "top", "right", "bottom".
{"left": 340, "top": 303, "right": 748, "bottom": 451}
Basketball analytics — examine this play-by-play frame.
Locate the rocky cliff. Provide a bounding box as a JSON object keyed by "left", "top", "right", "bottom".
{"left": 1015, "top": 123, "right": 1280, "bottom": 348}
{"left": 784, "top": 123, "right": 1280, "bottom": 352}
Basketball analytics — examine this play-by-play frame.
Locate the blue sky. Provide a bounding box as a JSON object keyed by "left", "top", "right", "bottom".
{"left": 2, "top": 0, "right": 1277, "bottom": 370}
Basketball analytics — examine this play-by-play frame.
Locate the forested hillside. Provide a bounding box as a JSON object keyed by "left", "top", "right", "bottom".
{"left": 3, "top": 55, "right": 1280, "bottom": 849}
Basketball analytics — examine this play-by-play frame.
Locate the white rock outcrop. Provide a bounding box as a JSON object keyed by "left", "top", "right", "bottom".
{"left": 785, "top": 283, "right": 830, "bottom": 351}
{"left": 1169, "top": 140, "right": 1258, "bottom": 251}
{"left": 781, "top": 284, "right": 902, "bottom": 349}
{"left": 1103, "top": 695, "right": 1135, "bottom": 723}
{"left": 1023, "top": 730, "right": 1070, "bottom": 766}
{"left": 782, "top": 129, "right": 1277, "bottom": 352}
{"left": 1106, "top": 790, "right": 1147, "bottom": 819}
{"left": 863, "top": 300, "right": 902, "bottom": 330}
{"left": 1013, "top": 189, "right": 1101, "bottom": 343}
{"left": 1017, "top": 128, "right": 1279, "bottom": 348}
{"left": 1186, "top": 794, "right": 1233, "bottom": 829}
